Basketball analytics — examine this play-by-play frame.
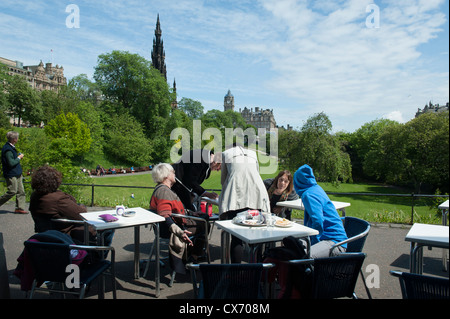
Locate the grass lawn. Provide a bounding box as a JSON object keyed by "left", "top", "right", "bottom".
{"left": 75, "top": 170, "right": 443, "bottom": 225}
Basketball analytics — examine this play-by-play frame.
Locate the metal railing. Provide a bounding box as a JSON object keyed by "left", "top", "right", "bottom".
{"left": 326, "top": 192, "right": 449, "bottom": 225}
{"left": 6, "top": 181, "right": 449, "bottom": 225}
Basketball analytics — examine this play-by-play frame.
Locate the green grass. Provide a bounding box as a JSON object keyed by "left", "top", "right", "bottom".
{"left": 71, "top": 170, "right": 443, "bottom": 225}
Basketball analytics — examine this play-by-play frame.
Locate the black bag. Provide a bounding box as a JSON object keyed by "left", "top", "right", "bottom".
{"left": 263, "top": 236, "right": 312, "bottom": 299}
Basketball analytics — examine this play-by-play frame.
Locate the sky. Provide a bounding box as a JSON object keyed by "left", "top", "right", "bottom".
{"left": 1, "top": 0, "right": 448, "bottom": 133}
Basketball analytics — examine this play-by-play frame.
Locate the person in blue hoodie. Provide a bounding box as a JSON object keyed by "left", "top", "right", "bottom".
{"left": 293, "top": 164, "right": 347, "bottom": 258}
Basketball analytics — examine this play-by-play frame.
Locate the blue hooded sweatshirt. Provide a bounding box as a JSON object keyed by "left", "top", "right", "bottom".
{"left": 293, "top": 164, "right": 347, "bottom": 247}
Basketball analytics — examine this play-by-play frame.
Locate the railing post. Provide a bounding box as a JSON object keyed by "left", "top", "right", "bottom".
{"left": 91, "top": 184, "right": 95, "bottom": 207}
{"left": 410, "top": 193, "right": 415, "bottom": 225}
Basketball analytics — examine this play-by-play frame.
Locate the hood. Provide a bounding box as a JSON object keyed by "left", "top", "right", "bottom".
{"left": 293, "top": 164, "right": 317, "bottom": 196}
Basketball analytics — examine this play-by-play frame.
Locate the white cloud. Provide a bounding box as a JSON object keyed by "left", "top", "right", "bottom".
{"left": 384, "top": 110, "right": 405, "bottom": 123}
{"left": 0, "top": 0, "right": 448, "bottom": 132}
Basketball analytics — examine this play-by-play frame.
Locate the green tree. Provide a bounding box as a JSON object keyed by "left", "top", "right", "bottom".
{"left": 348, "top": 118, "right": 399, "bottom": 180}
{"left": 73, "top": 101, "right": 104, "bottom": 153}
{"left": 68, "top": 74, "right": 102, "bottom": 103}
{"left": 45, "top": 112, "right": 92, "bottom": 159}
{"left": 178, "top": 97, "right": 204, "bottom": 119}
{"left": 364, "top": 112, "right": 449, "bottom": 193}
{"left": 102, "top": 112, "right": 152, "bottom": 166}
{"left": 279, "top": 112, "right": 351, "bottom": 183}
{"left": 94, "top": 51, "right": 173, "bottom": 136}
{"left": 364, "top": 122, "right": 405, "bottom": 184}
{"left": 5, "top": 74, "right": 42, "bottom": 126}
{"left": 0, "top": 65, "right": 11, "bottom": 127}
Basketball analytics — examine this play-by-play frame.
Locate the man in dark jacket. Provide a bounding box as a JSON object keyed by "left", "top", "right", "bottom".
{"left": 0, "top": 131, "right": 27, "bottom": 214}
{"left": 171, "top": 149, "right": 221, "bottom": 211}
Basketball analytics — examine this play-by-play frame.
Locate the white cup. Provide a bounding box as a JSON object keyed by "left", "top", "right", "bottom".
{"left": 116, "top": 205, "right": 125, "bottom": 216}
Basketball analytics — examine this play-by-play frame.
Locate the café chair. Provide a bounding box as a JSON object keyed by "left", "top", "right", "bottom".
{"left": 50, "top": 218, "right": 90, "bottom": 244}
{"left": 24, "top": 241, "right": 116, "bottom": 299}
{"left": 390, "top": 270, "right": 449, "bottom": 299}
{"left": 330, "top": 216, "right": 372, "bottom": 298}
{"left": 187, "top": 263, "right": 274, "bottom": 299}
{"left": 142, "top": 212, "right": 210, "bottom": 286}
{"left": 286, "top": 253, "right": 366, "bottom": 299}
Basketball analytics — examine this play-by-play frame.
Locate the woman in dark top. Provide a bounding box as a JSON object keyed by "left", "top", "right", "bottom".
{"left": 264, "top": 170, "right": 298, "bottom": 220}
{"left": 29, "top": 165, "right": 94, "bottom": 244}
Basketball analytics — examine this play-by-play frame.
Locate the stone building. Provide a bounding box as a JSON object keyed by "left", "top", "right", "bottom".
{"left": 415, "top": 101, "right": 449, "bottom": 117}
{"left": 0, "top": 56, "right": 67, "bottom": 92}
{"left": 223, "top": 90, "right": 277, "bottom": 131}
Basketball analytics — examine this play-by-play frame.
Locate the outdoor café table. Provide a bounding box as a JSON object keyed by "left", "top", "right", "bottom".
{"left": 276, "top": 198, "right": 351, "bottom": 216}
{"left": 438, "top": 199, "right": 449, "bottom": 226}
{"left": 438, "top": 199, "right": 449, "bottom": 271}
{"left": 81, "top": 207, "right": 165, "bottom": 297}
{"left": 405, "top": 223, "right": 449, "bottom": 274}
{"left": 216, "top": 219, "right": 319, "bottom": 263}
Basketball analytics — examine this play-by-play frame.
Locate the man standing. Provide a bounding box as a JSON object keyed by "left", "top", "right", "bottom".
{"left": 0, "top": 131, "right": 27, "bottom": 214}
{"left": 171, "top": 149, "right": 221, "bottom": 211}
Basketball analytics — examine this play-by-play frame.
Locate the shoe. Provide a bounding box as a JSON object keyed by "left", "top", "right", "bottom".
{"left": 14, "top": 209, "right": 29, "bottom": 214}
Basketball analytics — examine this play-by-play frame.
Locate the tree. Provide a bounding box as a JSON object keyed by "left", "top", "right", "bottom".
{"left": 5, "top": 74, "right": 42, "bottom": 126}
{"left": 364, "top": 122, "right": 405, "bottom": 184}
{"left": 348, "top": 118, "right": 399, "bottom": 180}
{"left": 45, "top": 112, "right": 92, "bottom": 159}
{"left": 68, "top": 74, "right": 102, "bottom": 103}
{"left": 363, "top": 112, "right": 449, "bottom": 193}
{"left": 278, "top": 112, "right": 351, "bottom": 183}
{"left": 178, "top": 97, "right": 204, "bottom": 119}
{"left": 94, "top": 51, "right": 173, "bottom": 136}
{"left": 102, "top": 112, "right": 152, "bottom": 166}
{"left": 0, "top": 65, "right": 11, "bottom": 127}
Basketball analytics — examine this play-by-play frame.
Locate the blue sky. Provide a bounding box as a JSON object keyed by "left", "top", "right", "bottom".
{"left": 1, "top": 0, "right": 448, "bottom": 133}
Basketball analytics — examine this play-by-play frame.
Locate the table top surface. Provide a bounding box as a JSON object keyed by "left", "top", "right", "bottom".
{"left": 276, "top": 198, "right": 351, "bottom": 210}
{"left": 438, "top": 199, "right": 449, "bottom": 210}
{"left": 405, "top": 223, "right": 449, "bottom": 248}
{"left": 81, "top": 207, "right": 165, "bottom": 230}
{"left": 216, "top": 219, "right": 319, "bottom": 245}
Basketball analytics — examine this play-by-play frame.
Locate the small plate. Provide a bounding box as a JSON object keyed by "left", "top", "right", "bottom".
{"left": 122, "top": 210, "right": 136, "bottom": 217}
{"left": 233, "top": 219, "right": 266, "bottom": 227}
{"left": 274, "top": 220, "right": 293, "bottom": 228}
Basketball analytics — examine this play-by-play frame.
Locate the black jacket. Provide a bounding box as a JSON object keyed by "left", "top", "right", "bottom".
{"left": 171, "top": 149, "right": 212, "bottom": 211}
{"left": 1, "top": 142, "right": 22, "bottom": 178}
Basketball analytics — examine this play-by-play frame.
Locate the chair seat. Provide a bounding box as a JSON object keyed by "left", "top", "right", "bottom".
{"left": 79, "top": 260, "right": 112, "bottom": 286}
{"left": 188, "top": 263, "right": 274, "bottom": 299}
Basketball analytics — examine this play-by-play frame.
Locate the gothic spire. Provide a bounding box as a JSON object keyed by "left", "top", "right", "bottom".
{"left": 151, "top": 14, "right": 167, "bottom": 80}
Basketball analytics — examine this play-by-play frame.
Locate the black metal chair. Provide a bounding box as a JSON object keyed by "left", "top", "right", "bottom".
{"left": 187, "top": 263, "right": 274, "bottom": 299}
{"left": 330, "top": 216, "right": 372, "bottom": 298}
{"left": 286, "top": 253, "right": 366, "bottom": 299}
{"left": 390, "top": 270, "right": 449, "bottom": 299}
{"left": 24, "top": 240, "right": 116, "bottom": 299}
{"left": 142, "top": 212, "right": 210, "bottom": 287}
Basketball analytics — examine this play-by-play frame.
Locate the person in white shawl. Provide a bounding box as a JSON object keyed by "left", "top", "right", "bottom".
{"left": 219, "top": 144, "right": 270, "bottom": 262}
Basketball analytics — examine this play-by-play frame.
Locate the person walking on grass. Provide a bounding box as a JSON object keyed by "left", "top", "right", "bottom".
{"left": 0, "top": 131, "right": 27, "bottom": 214}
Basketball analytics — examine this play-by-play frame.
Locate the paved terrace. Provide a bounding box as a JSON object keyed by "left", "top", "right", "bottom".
{"left": 1, "top": 201, "right": 448, "bottom": 300}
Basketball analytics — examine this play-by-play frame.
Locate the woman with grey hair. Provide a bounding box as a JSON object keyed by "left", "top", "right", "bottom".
{"left": 150, "top": 163, "right": 207, "bottom": 274}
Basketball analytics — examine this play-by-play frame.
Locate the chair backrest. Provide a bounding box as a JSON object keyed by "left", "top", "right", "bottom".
{"left": 342, "top": 217, "right": 370, "bottom": 252}
{"left": 390, "top": 271, "right": 449, "bottom": 299}
{"left": 197, "top": 263, "right": 270, "bottom": 299}
{"left": 289, "top": 253, "right": 366, "bottom": 299}
{"left": 24, "top": 241, "right": 73, "bottom": 283}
